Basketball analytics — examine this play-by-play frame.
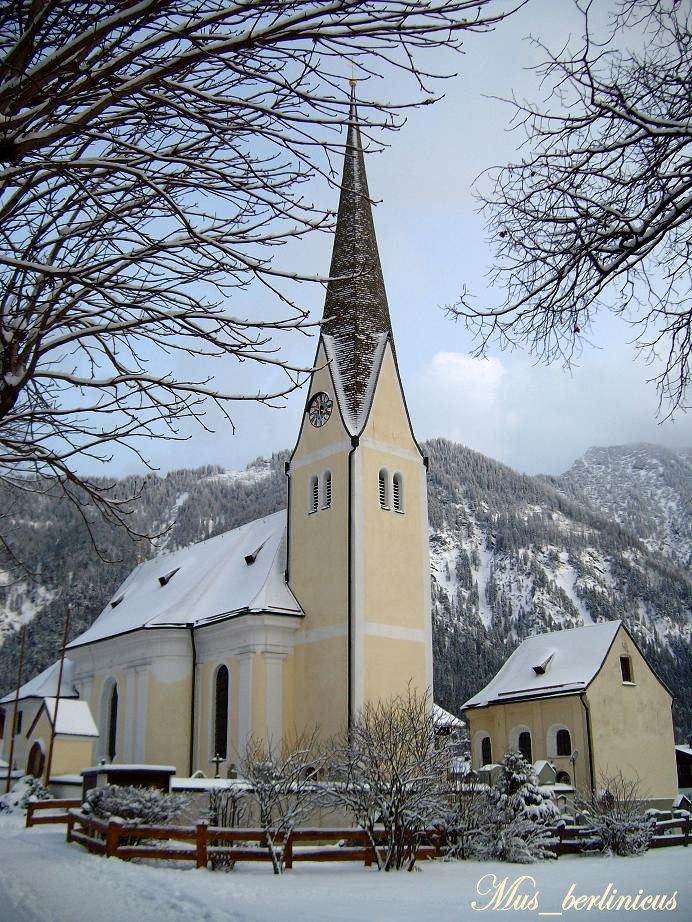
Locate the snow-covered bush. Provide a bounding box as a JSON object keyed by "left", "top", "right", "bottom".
{"left": 0, "top": 776, "right": 52, "bottom": 814}
{"left": 469, "top": 752, "right": 559, "bottom": 863}
{"left": 83, "top": 785, "right": 187, "bottom": 826}
{"left": 327, "top": 687, "right": 451, "bottom": 871}
{"left": 576, "top": 773, "right": 654, "bottom": 856}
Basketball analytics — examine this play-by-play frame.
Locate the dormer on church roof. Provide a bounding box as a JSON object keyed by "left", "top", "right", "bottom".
{"left": 321, "top": 85, "right": 394, "bottom": 430}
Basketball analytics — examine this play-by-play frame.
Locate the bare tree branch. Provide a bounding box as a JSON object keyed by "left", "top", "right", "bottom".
{"left": 0, "top": 0, "right": 520, "bottom": 563}
{"left": 449, "top": 0, "right": 691, "bottom": 416}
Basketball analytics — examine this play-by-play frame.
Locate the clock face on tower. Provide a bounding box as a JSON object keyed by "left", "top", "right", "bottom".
{"left": 307, "top": 391, "right": 333, "bottom": 428}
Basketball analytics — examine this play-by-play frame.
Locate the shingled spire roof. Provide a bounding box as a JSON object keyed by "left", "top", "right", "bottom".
{"left": 322, "top": 85, "right": 393, "bottom": 428}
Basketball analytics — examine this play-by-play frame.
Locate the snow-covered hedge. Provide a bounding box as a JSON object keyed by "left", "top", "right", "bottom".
{"left": 83, "top": 785, "right": 187, "bottom": 826}
{"left": 0, "top": 777, "right": 52, "bottom": 814}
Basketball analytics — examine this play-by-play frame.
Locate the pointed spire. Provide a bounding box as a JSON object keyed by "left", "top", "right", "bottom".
{"left": 322, "top": 84, "right": 393, "bottom": 423}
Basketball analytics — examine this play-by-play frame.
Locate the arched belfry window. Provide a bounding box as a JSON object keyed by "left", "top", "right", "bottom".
{"left": 322, "top": 470, "right": 332, "bottom": 509}
{"left": 309, "top": 475, "right": 319, "bottom": 513}
{"left": 392, "top": 472, "right": 404, "bottom": 513}
{"left": 379, "top": 469, "right": 389, "bottom": 509}
{"left": 481, "top": 735, "right": 492, "bottom": 766}
{"left": 107, "top": 684, "right": 118, "bottom": 762}
{"left": 213, "top": 665, "right": 229, "bottom": 760}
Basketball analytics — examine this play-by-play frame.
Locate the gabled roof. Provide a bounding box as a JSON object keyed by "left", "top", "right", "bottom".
{"left": 321, "top": 85, "right": 393, "bottom": 429}
{"left": 463, "top": 621, "right": 622, "bottom": 709}
{"left": 0, "top": 658, "right": 77, "bottom": 705}
{"left": 67, "top": 510, "right": 302, "bottom": 649}
{"left": 41, "top": 698, "right": 98, "bottom": 738}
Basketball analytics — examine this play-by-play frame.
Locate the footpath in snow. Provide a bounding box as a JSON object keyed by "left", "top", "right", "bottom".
{"left": 0, "top": 815, "right": 690, "bottom": 922}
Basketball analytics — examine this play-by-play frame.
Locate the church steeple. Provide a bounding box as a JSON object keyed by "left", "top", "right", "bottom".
{"left": 322, "top": 85, "right": 393, "bottom": 426}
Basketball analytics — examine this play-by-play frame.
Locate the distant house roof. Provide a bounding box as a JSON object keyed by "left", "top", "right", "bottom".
{"left": 433, "top": 703, "right": 465, "bottom": 730}
{"left": 67, "top": 510, "right": 302, "bottom": 649}
{"left": 0, "top": 658, "right": 78, "bottom": 706}
{"left": 42, "top": 698, "right": 98, "bottom": 738}
{"left": 463, "top": 621, "right": 622, "bottom": 709}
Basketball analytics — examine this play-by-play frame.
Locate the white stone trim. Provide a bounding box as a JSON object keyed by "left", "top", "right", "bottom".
{"left": 123, "top": 667, "right": 137, "bottom": 762}
{"left": 134, "top": 666, "right": 148, "bottom": 762}
{"left": 263, "top": 652, "right": 285, "bottom": 748}
{"left": 291, "top": 440, "right": 352, "bottom": 471}
{"left": 293, "top": 624, "right": 347, "bottom": 646}
{"left": 364, "top": 623, "right": 426, "bottom": 643}
{"left": 236, "top": 653, "right": 253, "bottom": 759}
{"left": 359, "top": 437, "right": 421, "bottom": 464}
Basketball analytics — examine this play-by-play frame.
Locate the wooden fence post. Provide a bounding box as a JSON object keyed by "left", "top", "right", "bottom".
{"left": 66, "top": 814, "right": 74, "bottom": 844}
{"left": 196, "top": 821, "right": 208, "bottom": 869}
{"left": 106, "top": 818, "right": 123, "bottom": 858}
{"left": 684, "top": 816, "right": 689, "bottom": 848}
{"left": 25, "top": 803, "right": 34, "bottom": 828}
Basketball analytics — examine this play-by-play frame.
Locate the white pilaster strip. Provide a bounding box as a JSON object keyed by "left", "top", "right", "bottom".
{"left": 123, "top": 667, "right": 136, "bottom": 762}
{"left": 236, "top": 653, "right": 253, "bottom": 760}
{"left": 134, "top": 666, "right": 148, "bottom": 762}
{"left": 263, "top": 653, "right": 285, "bottom": 751}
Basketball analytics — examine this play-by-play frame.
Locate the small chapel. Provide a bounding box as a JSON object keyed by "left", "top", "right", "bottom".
{"left": 1, "top": 89, "right": 433, "bottom": 780}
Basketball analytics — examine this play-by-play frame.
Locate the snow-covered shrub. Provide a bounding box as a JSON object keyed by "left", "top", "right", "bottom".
{"left": 576, "top": 773, "right": 654, "bottom": 856}
{"left": 469, "top": 751, "right": 559, "bottom": 863}
{"left": 83, "top": 785, "right": 187, "bottom": 826}
{"left": 327, "top": 687, "right": 451, "bottom": 871}
{"left": 0, "top": 776, "right": 52, "bottom": 814}
{"left": 206, "top": 784, "right": 251, "bottom": 871}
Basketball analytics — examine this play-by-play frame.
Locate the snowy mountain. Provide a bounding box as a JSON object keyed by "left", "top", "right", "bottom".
{"left": 548, "top": 444, "right": 692, "bottom": 568}
{"left": 0, "top": 441, "right": 690, "bottom": 737}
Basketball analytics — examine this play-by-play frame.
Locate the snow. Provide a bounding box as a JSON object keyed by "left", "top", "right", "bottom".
{"left": 0, "top": 659, "right": 77, "bottom": 705}
{"left": 43, "top": 698, "right": 98, "bottom": 737}
{"left": 67, "top": 511, "right": 302, "bottom": 648}
{"left": 0, "top": 816, "right": 690, "bottom": 921}
{"left": 464, "top": 621, "right": 621, "bottom": 708}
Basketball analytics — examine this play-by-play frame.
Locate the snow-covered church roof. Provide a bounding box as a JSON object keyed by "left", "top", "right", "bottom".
{"left": 0, "top": 658, "right": 77, "bottom": 705}
{"left": 463, "top": 621, "right": 622, "bottom": 709}
{"left": 67, "top": 510, "right": 302, "bottom": 649}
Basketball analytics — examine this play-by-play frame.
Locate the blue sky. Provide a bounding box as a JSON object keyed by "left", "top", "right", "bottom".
{"left": 105, "top": 0, "right": 691, "bottom": 479}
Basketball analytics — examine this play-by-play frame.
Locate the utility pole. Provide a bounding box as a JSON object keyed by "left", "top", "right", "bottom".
{"left": 5, "top": 626, "right": 26, "bottom": 794}
{"left": 44, "top": 606, "right": 71, "bottom": 788}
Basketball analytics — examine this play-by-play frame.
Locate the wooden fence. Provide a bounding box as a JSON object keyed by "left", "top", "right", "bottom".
{"left": 26, "top": 799, "right": 81, "bottom": 827}
{"left": 64, "top": 809, "right": 445, "bottom": 868}
{"left": 23, "top": 801, "right": 688, "bottom": 870}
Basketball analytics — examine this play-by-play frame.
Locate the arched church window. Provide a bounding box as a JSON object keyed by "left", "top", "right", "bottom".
{"left": 213, "top": 665, "right": 229, "bottom": 760}
{"left": 481, "top": 735, "right": 492, "bottom": 766}
{"left": 107, "top": 684, "right": 118, "bottom": 762}
{"left": 556, "top": 728, "right": 571, "bottom": 756}
{"left": 379, "top": 469, "right": 389, "bottom": 509}
{"left": 518, "top": 730, "right": 532, "bottom": 762}
{"left": 322, "top": 471, "right": 332, "bottom": 509}
{"left": 309, "top": 475, "right": 319, "bottom": 513}
{"left": 392, "top": 472, "right": 404, "bottom": 513}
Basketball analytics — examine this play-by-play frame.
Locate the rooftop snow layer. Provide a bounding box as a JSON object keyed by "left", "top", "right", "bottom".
{"left": 0, "top": 658, "right": 77, "bottom": 705}
{"left": 463, "top": 621, "right": 621, "bottom": 708}
{"left": 67, "top": 511, "right": 302, "bottom": 648}
{"left": 43, "top": 698, "right": 98, "bottom": 737}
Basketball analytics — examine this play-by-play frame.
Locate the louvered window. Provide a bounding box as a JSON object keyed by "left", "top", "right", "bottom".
{"left": 392, "top": 472, "right": 404, "bottom": 513}
{"left": 309, "top": 475, "right": 319, "bottom": 513}
{"left": 322, "top": 471, "right": 332, "bottom": 509}
{"left": 379, "top": 469, "right": 389, "bottom": 509}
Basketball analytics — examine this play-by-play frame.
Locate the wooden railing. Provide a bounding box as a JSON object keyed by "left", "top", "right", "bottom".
{"left": 26, "top": 799, "right": 81, "bottom": 828}
{"left": 64, "top": 810, "right": 445, "bottom": 868}
{"left": 22, "top": 801, "right": 686, "bottom": 869}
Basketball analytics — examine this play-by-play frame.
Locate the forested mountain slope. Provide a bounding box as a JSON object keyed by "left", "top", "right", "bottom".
{"left": 1, "top": 441, "right": 689, "bottom": 736}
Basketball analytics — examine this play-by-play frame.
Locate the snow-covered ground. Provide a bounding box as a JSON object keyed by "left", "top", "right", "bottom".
{"left": 0, "top": 815, "right": 690, "bottom": 922}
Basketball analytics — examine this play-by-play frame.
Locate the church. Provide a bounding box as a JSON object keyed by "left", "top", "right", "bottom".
{"left": 1, "top": 89, "right": 433, "bottom": 780}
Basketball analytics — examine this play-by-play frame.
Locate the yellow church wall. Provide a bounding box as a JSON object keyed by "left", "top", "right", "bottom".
{"left": 361, "top": 346, "right": 420, "bottom": 455}
{"left": 290, "top": 635, "right": 348, "bottom": 740}
{"left": 465, "top": 696, "right": 591, "bottom": 790}
{"left": 1, "top": 698, "right": 43, "bottom": 771}
{"left": 586, "top": 628, "right": 677, "bottom": 802}
{"left": 362, "top": 636, "right": 428, "bottom": 703}
{"left": 51, "top": 739, "right": 95, "bottom": 777}
{"left": 145, "top": 673, "right": 191, "bottom": 773}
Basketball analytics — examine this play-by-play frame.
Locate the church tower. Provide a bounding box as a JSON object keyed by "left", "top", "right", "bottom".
{"left": 287, "top": 88, "right": 432, "bottom": 737}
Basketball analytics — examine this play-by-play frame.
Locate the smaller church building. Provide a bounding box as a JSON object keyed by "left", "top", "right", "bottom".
{"left": 463, "top": 621, "right": 679, "bottom": 806}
